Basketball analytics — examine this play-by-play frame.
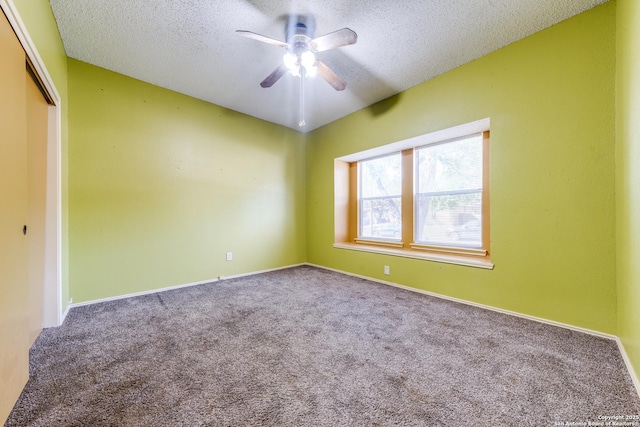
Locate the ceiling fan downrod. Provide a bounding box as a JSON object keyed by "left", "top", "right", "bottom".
{"left": 299, "top": 67, "right": 306, "bottom": 127}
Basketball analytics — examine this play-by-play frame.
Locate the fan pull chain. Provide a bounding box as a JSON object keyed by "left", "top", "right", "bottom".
{"left": 298, "top": 67, "right": 305, "bottom": 127}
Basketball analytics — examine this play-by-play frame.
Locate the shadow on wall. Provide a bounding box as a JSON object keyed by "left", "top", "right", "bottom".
{"left": 367, "top": 93, "right": 402, "bottom": 117}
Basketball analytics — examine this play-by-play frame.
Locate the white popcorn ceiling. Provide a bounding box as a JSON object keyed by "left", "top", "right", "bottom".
{"left": 50, "top": 0, "right": 607, "bottom": 132}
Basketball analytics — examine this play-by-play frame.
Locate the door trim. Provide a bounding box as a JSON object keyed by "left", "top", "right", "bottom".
{"left": 1, "top": 0, "right": 63, "bottom": 327}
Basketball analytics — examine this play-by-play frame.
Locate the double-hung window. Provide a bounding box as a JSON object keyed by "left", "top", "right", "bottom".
{"left": 358, "top": 153, "right": 402, "bottom": 241}
{"left": 414, "top": 134, "right": 484, "bottom": 249}
{"left": 334, "top": 119, "right": 492, "bottom": 268}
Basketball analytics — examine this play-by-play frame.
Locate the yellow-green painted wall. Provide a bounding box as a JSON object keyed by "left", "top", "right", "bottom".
{"left": 67, "top": 59, "right": 306, "bottom": 303}
{"left": 12, "top": 0, "right": 70, "bottom": 310}
{"left": 307, "top": 3, "right": 617, "bottom": 333}
{"left": 616, "top": 0, "right": 640, "bottom": 382}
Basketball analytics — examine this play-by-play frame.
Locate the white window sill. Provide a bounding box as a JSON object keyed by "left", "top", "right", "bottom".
{"left": 333, "top": 242, "right": 495, "bottom": 270}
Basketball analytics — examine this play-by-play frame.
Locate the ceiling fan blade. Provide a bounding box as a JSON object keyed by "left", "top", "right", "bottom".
{"left": 316, "top": 60, "right": 346, "bottom": 91}
{"left": 236, "top": 30, "right": 289, "bottom": 48}
{"left": 260, "top": 64, "right": 288, "bottom": 88}
{"left": 309, "top": 28, "right": 357, "bottom": 52}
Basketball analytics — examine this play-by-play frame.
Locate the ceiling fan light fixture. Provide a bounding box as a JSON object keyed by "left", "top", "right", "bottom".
{"left": 283, "top": 52, "right": 298, "bottom": 71}
{"left": 300, "top": 51, "right": 315, "bottom": 68}
{"left": 305, "top": 65, "right": 317, "bottom": 77}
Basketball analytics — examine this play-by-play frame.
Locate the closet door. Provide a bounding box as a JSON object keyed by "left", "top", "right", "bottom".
{"left": 26, "top": 66, "right": 49, "bottom": 345}
{"left": 0, "top": 9, "right": 29, "bottom": 423}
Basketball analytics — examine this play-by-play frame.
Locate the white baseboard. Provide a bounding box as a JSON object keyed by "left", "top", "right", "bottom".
{"left": 59, "top": 298, "right": 72, "bottom": 324}
{"left": 306, "top": 262, "right": 640, "bottom": 400}
{"left": 616, "top": 338, "right": 640, "bottom": 401}
{"left": 68, "top": 263, "right": 306, "bottom": 309}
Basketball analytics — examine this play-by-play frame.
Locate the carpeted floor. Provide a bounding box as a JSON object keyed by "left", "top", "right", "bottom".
{"left": 6, "top": 266, "right": 640, "bottom": 426}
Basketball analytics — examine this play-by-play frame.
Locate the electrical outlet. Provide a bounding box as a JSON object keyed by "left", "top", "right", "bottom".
{"left": 384, "top": 265, "right": 390, "bottom": 275}
{"left": 226, "top": 252, "right": 233, "bottom": 261}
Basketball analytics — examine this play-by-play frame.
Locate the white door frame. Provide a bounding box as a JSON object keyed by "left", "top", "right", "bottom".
{"left": 1, "top": 0, "right": 63, "bottom": 327}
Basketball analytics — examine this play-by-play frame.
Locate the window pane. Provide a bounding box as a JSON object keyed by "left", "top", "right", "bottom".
{"left": 415, "top": 192, "right": 482, "bottom": 247}
{"left": 417, "top": 135, "right": 482, "bottom": 193}
{"left": 415, "top": 135, "right": 483, "bottom": 248}
{"left": 360, "top": 197, "right": 402, "bottom": 238}
{"left": 360, "top": 153, "right": 401, "bottom": 198}
{"left": 359, "top": 153, "right": 402, "bottom": 239}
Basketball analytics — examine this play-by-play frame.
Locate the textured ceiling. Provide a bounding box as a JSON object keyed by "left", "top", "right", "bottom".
{"left": 49, "top": 0, "right": 607, "bottom": 132}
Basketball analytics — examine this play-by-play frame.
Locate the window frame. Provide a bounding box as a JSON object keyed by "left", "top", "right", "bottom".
{"left": 334, "top": 119, "right": 493, "bottom": 269}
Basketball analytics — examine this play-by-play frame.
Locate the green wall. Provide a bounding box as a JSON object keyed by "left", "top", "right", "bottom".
{"left": 616, "top": 0, "right": 640, "bottom": 383}
{"left": 12, "top": 0, "right": 70, "bottom": 310}
{"left": 67, "top": 60, "right": 306, "bottom": 303}
{"left": 307, "top": 3, "right": 617, "bottom": 333}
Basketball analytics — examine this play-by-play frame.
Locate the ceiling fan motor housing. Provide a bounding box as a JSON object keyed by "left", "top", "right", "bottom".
{"left": 286, "top": 15, "right": 315, "bottom": 54}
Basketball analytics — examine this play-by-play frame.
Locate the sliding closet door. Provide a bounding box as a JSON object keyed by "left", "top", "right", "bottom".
{"left": 0, "top": 9, "right": 30, "bottom": 423}
{"left": 26, "top": 69, "right": 49, "bottom": 345}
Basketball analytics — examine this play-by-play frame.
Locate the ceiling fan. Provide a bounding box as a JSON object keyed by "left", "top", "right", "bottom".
{"left": 236, "top": 15, "right": 357, "bottom": 91}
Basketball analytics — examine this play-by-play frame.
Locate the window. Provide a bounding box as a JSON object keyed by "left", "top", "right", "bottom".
{"left": 334, "top": 119, "right": 492, "bottom": 269}
{"left": 415, "top": 134, "right": 483, "bottom": 248}
{"left": 359, "top": 153, "right": 402, "bottom": 240}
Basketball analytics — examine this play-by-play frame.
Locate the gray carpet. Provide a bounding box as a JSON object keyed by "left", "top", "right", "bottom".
{"left": 5, "top": 266, "right": 640, "bottom": 426}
